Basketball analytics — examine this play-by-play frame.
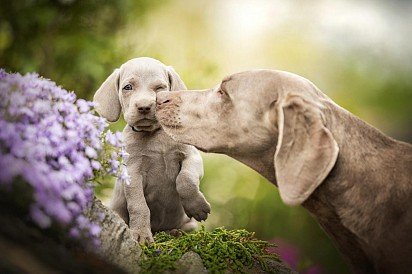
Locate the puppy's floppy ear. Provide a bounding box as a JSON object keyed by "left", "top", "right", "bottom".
{"left": 93, "top": 69, "right": 121, "bottom": 122}
{"left": 274, "top": 94, "right": 339, "bottom": 205}
{"left": 167, "top": 66, "right": 187, "bottom": 91}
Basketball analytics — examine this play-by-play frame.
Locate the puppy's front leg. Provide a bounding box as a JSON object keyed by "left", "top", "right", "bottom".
{"left": 124, "top": 161, "right": 153, "bottom": 244}
{"left": 110, "top": 180, "right": 129, "bottom": 224}
{"left": 176, "top": 147, "right": 211, "bottom": 221}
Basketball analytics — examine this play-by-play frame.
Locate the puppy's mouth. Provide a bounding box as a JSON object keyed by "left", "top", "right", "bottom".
{"left": 130, "top": 118, "right": 158, "bottom": 132}
{"left": 136, "top": 118, "right": 155, "bottom": 126}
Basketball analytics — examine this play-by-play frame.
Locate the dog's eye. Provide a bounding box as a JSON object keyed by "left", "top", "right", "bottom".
{"left": 217, "top": 88, "right": 226, "bottom": 96}
{"left": 155, "top": 85, "right": 167, "bottom": 91}
{"left": 217, "top": 88, "right": 231, "bottom": 101}
{"left": 123, "top": 84, "right": 133, "bottom": 91}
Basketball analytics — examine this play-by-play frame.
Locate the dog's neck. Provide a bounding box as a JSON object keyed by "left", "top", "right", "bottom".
{"left": 226, "top": 146, "right": 278, "bottom": 184}
{"left": 303, "top": 101, "right": 412, "bottom": 272}
{"left": 229, "top": 101, "right": 412, "bottom": 272}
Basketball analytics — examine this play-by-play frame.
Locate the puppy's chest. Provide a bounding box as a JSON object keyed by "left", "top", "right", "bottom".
{"left": 129, "top": 144, "right": 185, "bottom": 181}
{"left": 125, "top": 130, "right": 187, "bottom": 182}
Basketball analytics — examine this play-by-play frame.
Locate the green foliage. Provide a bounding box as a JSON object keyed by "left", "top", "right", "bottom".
{"left": 0, "top": 0, "right": 158, "bottom": 98}
{"left": 139, "top": 226, "right": 279, "bottom": 274}
{"left": 200, "top": 154, "right": 348, "bottom": 273}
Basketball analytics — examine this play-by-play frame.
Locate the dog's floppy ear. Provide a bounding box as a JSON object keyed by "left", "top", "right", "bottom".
{"left": 93, "top": 69, "right": 121, "bottom": 122}
{"left": 274, "top": 94, "right": 339, "bottom": 206}
{"left": 167, "top": 66, "right": 187, "bottom": 91}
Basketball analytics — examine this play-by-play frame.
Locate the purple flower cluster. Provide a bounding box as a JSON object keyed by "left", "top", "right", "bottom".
{"left": 93, "top": 130, "right": 131, "bottom": 188}
{"left": 0, "top": 70, "right": 128, "bottom": 245}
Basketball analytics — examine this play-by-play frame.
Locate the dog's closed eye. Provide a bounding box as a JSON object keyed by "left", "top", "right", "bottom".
{"left": 155, "top": 85, "right": 167, "bottom": 92}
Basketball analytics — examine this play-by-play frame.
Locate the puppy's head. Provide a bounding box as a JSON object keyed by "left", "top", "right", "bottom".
{"left": 156, "top": 70, "right": 339, "bottom": 205}
{"left": 93, "top": 57, "right": 186, "bottom": 132}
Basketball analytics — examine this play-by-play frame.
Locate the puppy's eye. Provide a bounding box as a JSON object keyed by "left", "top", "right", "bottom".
{"left": 123, "top": 84, "right": 133, "bottom": 91}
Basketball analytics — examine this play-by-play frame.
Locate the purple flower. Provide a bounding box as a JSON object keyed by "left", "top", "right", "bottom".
{"left": 118, "top": 167, "right": 131, "bottom": 185}
{"left": 30, "top": 205, "right": 52, "bottom": 229}
{"left": 76, "top": 99, "right": 90, "bottom": 113}
{"left": 91, "top": 160, "right": 101, "bottom": 170}
{"left": 105, "top": 130, "right": 124, "bottom": 147}
{"left": 119, "top": 148, "right": 130, "bottom": 162}
{"left": 85, "top": 147, "right": 98, "bottom": 159}
{"left": 0, "top": 69, "right": 131, "bottom": 247}
{"left": 89, "top": 224, "right": 101, "bottom": 236}
{"left": 108, "top": 153, "right": 120, "bottom": 172}
{"left": 97, "top": 212, "right": 105, "bottom": 222}
{"left": 0, "top": 70, "right": 105, "bottom": 245}
{"left": 0, "top": 155, "right": 26, "bottom": 183}
{"left": 69, "top": 227, "right": 80, "bottom": 238}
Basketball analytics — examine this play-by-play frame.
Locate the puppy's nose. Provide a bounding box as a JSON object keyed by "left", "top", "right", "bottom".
{"left": 156, "top": 91, "right": 172, "bottom": 106}
{"left": 137, "top": 103, "right": 154, "bottom": 114}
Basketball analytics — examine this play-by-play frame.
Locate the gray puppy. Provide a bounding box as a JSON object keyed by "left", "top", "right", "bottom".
{"left": 93, "top": 57, "right": 211, "bottom": 244}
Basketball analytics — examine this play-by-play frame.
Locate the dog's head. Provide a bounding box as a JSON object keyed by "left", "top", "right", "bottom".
{"left": 93, "top": 57, "right": 186, "bottom": 132}
{"left": 156, "top": 70, "right": 339, "bottom": 205}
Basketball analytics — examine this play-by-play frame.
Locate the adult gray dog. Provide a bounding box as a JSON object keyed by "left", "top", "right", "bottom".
{"left": 155, "top": 69, "right": 412, "bottom": 273}
{"left": 93, "top": 57, "right": 210, "bottom": 244}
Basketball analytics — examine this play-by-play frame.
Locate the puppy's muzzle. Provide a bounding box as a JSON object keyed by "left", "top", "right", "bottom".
{"left": 136, "top": 102, "right": 155, "bottom": 115}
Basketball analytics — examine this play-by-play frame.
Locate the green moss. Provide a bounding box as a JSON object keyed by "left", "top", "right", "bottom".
{"left": 139, "top": 226, "right": 280, "bottom": 274}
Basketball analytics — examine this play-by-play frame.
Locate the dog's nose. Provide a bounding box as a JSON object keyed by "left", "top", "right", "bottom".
{"left": 156, "top": 91, "right": 172, "bottom": 106}
{"left": 137, "top": 103, "right": 154, "bottom": 114}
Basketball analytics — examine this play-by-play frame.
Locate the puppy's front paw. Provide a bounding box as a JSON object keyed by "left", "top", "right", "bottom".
{"left": 130, "top": 227, "right": 154, "bottom": 244}
{"left": 182, "top": 193, "right": 211, "bottom": 222}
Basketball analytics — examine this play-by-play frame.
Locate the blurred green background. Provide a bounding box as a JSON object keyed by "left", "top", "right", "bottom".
{"left": 2, "top": 0, "right": 411, "bottom": 273}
